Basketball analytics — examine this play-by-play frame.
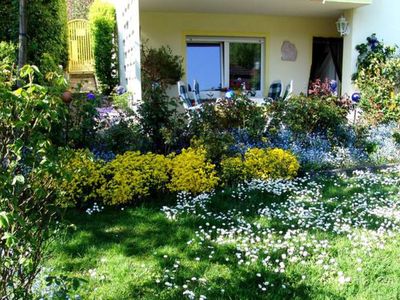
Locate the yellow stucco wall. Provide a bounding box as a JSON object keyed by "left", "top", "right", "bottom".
{"left": 140, "top": 12, "right": 338, "bottom": 95}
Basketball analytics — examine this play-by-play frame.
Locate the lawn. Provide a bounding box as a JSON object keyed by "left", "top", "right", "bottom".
{"left": 45, "top": 166, "right": 400, "bottom": 299}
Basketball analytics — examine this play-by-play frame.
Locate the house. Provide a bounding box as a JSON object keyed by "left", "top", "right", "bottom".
{"left": 112, "top": 0, "right": 400, "bottom": 102}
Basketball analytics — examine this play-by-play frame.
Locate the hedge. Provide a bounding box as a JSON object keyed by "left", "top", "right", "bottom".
{"left": 88, "top": 0, "right": 119, "bottom": 94}
{"left": 0, "top": 0, "right": 68, "bottom": 69}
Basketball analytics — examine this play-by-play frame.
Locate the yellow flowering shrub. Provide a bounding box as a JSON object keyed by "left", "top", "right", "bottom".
{"left": 244, "top": 148, "right": 300, "bottom": 180}
{"left": 58, "top": 149, "right": 104, "bottom": 207}
{"left": 220, "top": 156, "right": 246, "bottom": 186}
{"left": 168, "top": 147, "right": 219, "bottom": 194}
{"left": 98, "top": 151, "right": 171, "bottom": 205}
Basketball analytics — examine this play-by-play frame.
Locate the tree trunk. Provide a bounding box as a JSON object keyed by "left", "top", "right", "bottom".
{"left": 18, "top": 0, "right": 27, "bottom": 69}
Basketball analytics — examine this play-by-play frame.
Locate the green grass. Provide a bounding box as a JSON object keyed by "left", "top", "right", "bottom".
{"left": 45, "top": 170, "right": 400, "bottom": 299}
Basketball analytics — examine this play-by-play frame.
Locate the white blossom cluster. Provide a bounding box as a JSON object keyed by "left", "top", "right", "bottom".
{"left": 159, "top": 166, "right": 400, "bottom": 298}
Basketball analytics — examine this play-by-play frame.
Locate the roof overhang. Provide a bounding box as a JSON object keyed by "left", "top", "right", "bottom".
{"left": 140, "top": 0, "right": 372, "bottom": 17}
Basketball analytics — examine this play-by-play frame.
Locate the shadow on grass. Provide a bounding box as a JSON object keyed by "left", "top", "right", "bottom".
{"left": 53, "top": 201, "right": 348, "bottom": 299}
{"left": 51, "top": 173, "right": 399, "bottom": 299}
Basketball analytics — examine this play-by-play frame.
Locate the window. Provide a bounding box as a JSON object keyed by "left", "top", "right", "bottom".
{"left": 186, "top": 36, "right": 264, "bottom": 96}
{"left": 187, "top": 43, "right": 222, "bottom": 91}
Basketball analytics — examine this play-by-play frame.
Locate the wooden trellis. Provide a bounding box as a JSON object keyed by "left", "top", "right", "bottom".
{"left": 68, "top": 19, "right": 94, "bottom": 74}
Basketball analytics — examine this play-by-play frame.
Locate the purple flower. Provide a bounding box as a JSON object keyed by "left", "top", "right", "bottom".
{"left": 87, "top": 92, "right": 96, "bottom": 101}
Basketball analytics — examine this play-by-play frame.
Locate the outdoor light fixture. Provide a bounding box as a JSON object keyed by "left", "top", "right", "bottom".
{"left": 336, "top": 15, "right": 350, "bottom": 36}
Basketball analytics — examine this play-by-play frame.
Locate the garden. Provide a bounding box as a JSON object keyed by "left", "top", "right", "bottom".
{"left": 1, "top": 0, "right": 400, "bottom": 299}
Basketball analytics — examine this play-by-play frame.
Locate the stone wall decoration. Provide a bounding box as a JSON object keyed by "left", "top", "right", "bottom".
{"left": 281, "top": 41, "right": 297, "bottom": 62}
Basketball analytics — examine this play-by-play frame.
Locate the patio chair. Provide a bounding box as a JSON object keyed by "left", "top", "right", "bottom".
{"left": 192, "top": 80, "right": 202, "bottom": 105}
{"left": 177, "top": 81, "right": 201, "bottom": 111}
{"left": 266, "top": 80, "right": 282, "bottom": 101}
{"left": 282, "top": 80, "right": 293, "bottom": 100}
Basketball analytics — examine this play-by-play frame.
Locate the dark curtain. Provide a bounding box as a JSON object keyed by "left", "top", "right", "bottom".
{"left": 309, "top": 37, "right": 343, "bottom": 87}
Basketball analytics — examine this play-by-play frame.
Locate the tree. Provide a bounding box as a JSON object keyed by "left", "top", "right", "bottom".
{"left": 18, "top": 0, "right": 27, "bottom": 69}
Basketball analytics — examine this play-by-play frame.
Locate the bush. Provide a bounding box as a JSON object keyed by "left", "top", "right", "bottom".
{"left": 88, "top": 0, "right": 118, "bottom": 94}
{"left": 354, "top": 34, "right": 400, "bottom": 124}
{"left": 58, "top": 149, "right": 104, "bottom": 207}
{"left": 139, "top": 44, "right": 188, "bottom": 153}
{"left": 0, "top": 41, "right": 16, "bottom": 65}
{"left": 168, "top": 147, "right": 219, "bottom": 194}
{"left": 141, "top": 43, "right": 184, "bottom": 89}
{"left": 220, "top": 156, "right": 246, "bottom": 186}
{"left": 67, "top": 92, "right": 99, "bottom": 148}
{"left": 98, "top": 152, "right": 170, "bottom": 205}
{"left": 93, "top": 107, "right": 151, "bottom": 155}
{"left": 267, "top": 94, "right": 347, "bottom": 136}
{"left": 0, "top": 0, "right": 68, "bottom": 69}
{"left": 244, "top": 148, "right": 299, "bottom": 180}
{"left": 0, "top": 41, "right": 17, "bottom": 83}
{"left": 0, "top": 65, "right": 67, "bottom": 298}
{"left": 365, "top": 123, "right": 400, "bottom": 164}
{"left": 189, "top": 95, "right": 267, "bottom": 162}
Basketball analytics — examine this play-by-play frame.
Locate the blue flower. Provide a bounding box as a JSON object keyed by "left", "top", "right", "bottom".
{"left": 87, "top": 92, "right": 96, "bottom": 101}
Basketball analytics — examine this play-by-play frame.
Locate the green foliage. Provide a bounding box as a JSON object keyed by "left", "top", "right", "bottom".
{"left": 99, "top": 152, "right": 171, "bottom": 205}
{"left": 353, "top": 34, "right": 397, "bottom": 81}
{"left": 139, "top": 44, "right": 187, "bottom": 153}
{"left": 168, "top": 147, "right": 219, "bottom": 194}
{"left": 58, "top": 149, "right": 104, "bottom": 207}
{"left": 0, "top": 0, "right": 68, "bottom": 69}
{"left": 141, "top": 43, "right": 184, "bottom": 88}
{"left": 192, "top": 96, "right": 266, "bottom": 138}
{"left": 267, "top": 94, "right": 347, "bottom": 136}
{"left": 0, "top": 41, "right": 17, "bottom": 83}
{"left": 67, "top": 93, "right": 99, "bottom": 148}
{"left": 244, "top": 148, "right": 300, "bottom": 180}
{"left": 221, "top": 148, "right": 300, "bottom": 184}
{"left": 112, "top": 92, "right": 133, "bottom": 112}
{"left": 139, "top": 80, "right": 189, "bottom": 154}
{"left": 354, "top": 35, "right": 400, "bottom": 124}
{"left": 95, "top": 112, "right": 151, "bottom": 155}
{"left": 220, "top": 156, "right": 246, "bottom": 186}
{"left": 0, "top": 65, "right": 67, "bottom": 298}
{"left": 89, "top": 0, "right": 119, "bottom": 94}
{"left": 0, "top": 0, "right": 19, "bottom": 45}
{"left": 0, "top": 41, "right": 17, "bottom": 65}
{"left": 189, "top": 96, "right": 267, "bottom": 162}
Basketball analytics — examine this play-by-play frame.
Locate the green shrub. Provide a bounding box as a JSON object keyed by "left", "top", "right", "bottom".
{"left": 58, "top": 149, "right": 104, "bottom": 207}
{"left": 267, "top": 94, "right": 347, "bottom": 136}
{"left": 220, "top": 156, "right": 246, "bottom": 186}
{"left": 168, "top": 147, "right": 219, "bottom": 194}
{"left": 0, "top": 42, "right": 17, "bottom": 83}
{"left": 67, "top": 93, "right": 99, "bottom": 148}
{"left": 0, "top": 65, "right": 67, "bottom": 298}
{"left": 94, "top": 112, "right": 151, "bottom": 155}
{"left": 139, "top": 44, "right": 187, "bottom": 153}
{"left": 353, "top": 34, "right": 400, "bottom": 125}
{"left": 113, "top": 92, "right": 133, "bottom": 112}
{"left": 244, "top": 148, "right": 300, "bottom": 180}
{"left": 141, "top": 43, "right": 184, "bottom": 89}
{"left": 189, "top": 96, "right": 267, "bottom": 162}
{"left": 99, "top": 152, "right": 171, "bottom": 205}
{"left": 89, "top": 0, "right": 119, "bottom": 94}
{"left": 0, "top": 0, "right": 68, "bottom": 69}
{"left": 0, "top": 41, "right": 16, "bottom": 65}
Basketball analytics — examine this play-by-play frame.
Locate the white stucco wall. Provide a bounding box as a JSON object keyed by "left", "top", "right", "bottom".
{"left": 342, "top": 0, "right": 400, "bottom": 95}
{"left": 113, "top": 0, "right": 142, "bottom": 101}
